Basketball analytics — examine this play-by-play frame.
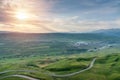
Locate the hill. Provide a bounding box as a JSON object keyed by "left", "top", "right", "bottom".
{"left": 0, "top": 30, "right": 120, "bottom": 58}
{"left": 0, "top": 29, "right": 120, "bottom": 80}
{"left": 93, "top": 28, "right": 120, "bottom": 37}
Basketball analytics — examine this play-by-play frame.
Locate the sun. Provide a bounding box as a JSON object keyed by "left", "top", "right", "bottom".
{"left": 16, "top": 12, "right": 28, "bottom": 20}
{"left": 15, "top": 10, "right": 29, "bottom": 20}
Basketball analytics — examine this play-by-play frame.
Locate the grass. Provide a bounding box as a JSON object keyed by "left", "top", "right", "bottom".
{"left": 0, "top": 49, "right": 120, "bottom": 80}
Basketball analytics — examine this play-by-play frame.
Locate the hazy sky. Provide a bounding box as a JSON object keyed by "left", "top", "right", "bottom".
{"left": 0, "top": 0, "right": 120, "bottom": 33}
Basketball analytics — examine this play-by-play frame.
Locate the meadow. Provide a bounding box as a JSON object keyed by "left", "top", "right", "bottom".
{"left": 0, "top": 33, "right": 120, "bottom": 80}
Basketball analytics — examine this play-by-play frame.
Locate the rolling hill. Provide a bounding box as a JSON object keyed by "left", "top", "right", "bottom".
{"left": 93, "top": 28, "right": 120, "bottom": 37}
{"left": 0, "top": 29, "right": 120, "bottom": 58}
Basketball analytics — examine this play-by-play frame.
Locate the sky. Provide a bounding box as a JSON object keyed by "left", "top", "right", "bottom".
{"left": 0, "top": 0, "right": 120, "bottom": 33}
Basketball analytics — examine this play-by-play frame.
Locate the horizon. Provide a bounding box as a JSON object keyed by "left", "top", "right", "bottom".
{"left": 0, "top": 1, "right": 120, "bottom": 80}
{"left": 0, "top": 0, "right": 120, "bottom": 33}
{"left": 0, "top": 28, "right": 120, "bottom": 34}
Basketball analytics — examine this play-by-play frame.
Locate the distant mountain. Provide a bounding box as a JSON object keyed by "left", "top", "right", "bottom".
{"left": 0, "top": 28, "right": 120, "bottom": 37}
{"left": 0, "top": 29, "right": 120, "bottom": 57}
{"left": 0, "top": 31, "right": 12, "bottom": 33}
{"left": 93, "top": 28, "right": 120, "bottom": 37}
{"left": 0, "top": 31, "right": 25, "bottom": 34}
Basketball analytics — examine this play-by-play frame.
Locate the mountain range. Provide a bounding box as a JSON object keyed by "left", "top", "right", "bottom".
{"left": 93, "top": 28, "right": 120, "bottom": 37}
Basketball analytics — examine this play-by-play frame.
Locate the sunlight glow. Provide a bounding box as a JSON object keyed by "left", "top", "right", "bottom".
{"left": 15, "top": 10, "right": 29, "bottom": 20}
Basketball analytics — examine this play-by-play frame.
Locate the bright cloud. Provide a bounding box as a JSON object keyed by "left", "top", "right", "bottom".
{"left": 0, "top": 0, "right": 120, "bottom": 33}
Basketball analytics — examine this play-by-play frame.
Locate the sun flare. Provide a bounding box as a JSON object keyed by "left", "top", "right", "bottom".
{"left": 15, "top": 10, "right": 29, "bottom": 20}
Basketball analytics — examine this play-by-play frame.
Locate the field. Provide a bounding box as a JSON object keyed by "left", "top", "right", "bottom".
{"left": 0, "top": 33, "right": 120, "bottom": 80}
{"left": 0, "top": 51, "right": 120, "bottom": 80}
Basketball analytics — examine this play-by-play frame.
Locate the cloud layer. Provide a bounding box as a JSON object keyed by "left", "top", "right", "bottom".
{"left": 0, "top": 0, "right": 120, "bottom": 33}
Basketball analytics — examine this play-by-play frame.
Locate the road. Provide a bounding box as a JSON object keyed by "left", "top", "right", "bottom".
{"left": 0, "top": 58, "right": 96, "bottom": 79}
{"left": 0, "top": 74, "right": 39, "bottom": 80}
{"left": 51, "top": 58, "right": 96, "bottom": 78}
{"left": 0, "top": 70, "right": 37, "bottom": 75}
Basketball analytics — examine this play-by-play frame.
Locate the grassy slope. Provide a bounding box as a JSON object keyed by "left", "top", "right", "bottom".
{"left": 0, "top": 51, "right": 120, "bottom": 80}
{"left": 44, "top": 53, "right": 120, "bottom": 80}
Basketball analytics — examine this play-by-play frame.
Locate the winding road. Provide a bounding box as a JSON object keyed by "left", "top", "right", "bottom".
{"left": 0, "top": 58, "right": 96, "bottom": 80}
{"left": 0, "top": 70, "right": 37, "bottom": 75}
{"left": 0, "top": 74, "right": 39, "bottom": 80}
{"left": 51, "top": 58, "right": 96, "bottom": 78}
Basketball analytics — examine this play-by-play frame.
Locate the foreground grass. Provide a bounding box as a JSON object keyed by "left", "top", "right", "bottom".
{"left": 0, "top": 51, "right": 120, "bottom": 80}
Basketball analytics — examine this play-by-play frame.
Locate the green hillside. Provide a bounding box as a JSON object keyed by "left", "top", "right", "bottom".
{"left": 0, "top": 33, "right": 120, "bottom": 80}
{"left": 0, "top": 52, "right": 120, "bottom": 80}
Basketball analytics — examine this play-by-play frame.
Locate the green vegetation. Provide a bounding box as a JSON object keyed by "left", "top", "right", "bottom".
{"left": 0, "top": 33, "right": 120, "bottom": 80}
{"left": 0, "top": 52, "right": 120, "bottom": 80}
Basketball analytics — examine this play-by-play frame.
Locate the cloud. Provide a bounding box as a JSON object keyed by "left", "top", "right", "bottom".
{"left": 0, "top": 15, "right": 120, "bottom": 33}
{"left": 50, "top": 0, "right": 120, "bottom": 17}
{"left": 38, "top": 17, "right": 120, "bottom": 32}
{"left": 0, "top": 0, "right": 120, "bottom": 33}
{"left": 0, "top": 0, "right": 58, "bottom": 32}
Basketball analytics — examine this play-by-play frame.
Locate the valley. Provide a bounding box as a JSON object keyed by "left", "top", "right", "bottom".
{"left": 0, "top": 31, "right": 120, "bottom": 80}
{"left": 0, "top": 0, "right": 120, "bottom": 80}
